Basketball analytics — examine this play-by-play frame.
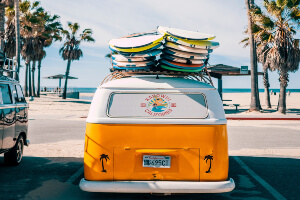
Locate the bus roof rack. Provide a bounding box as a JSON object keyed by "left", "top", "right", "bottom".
{"left": 101, "top": 66, "right": 214, "bottom": 87}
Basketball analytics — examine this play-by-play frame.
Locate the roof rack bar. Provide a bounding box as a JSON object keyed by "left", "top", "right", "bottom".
{"left": 101, "top": 69, "right": 214, "bottom": 86}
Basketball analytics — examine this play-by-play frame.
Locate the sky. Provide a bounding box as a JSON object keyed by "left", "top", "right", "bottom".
{"left": 18, "top": 0, "right": 300, "bottom": 89}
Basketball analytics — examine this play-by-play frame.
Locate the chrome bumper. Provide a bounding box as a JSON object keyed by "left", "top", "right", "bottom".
{"left": 79, "top": 178, "right": 235, "bottom": 193}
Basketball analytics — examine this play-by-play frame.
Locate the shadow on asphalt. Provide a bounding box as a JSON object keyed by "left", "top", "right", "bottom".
{"left": 0, "top": 156, "right": 83, "bottom": 200}
{"left": 0, "top": 156, "right": 299, "bottom": 200}
{"left": 224, "top": 109, "right": 248, "bottom": 114}
{"left": 287, "top": 108, "right": 300, "bottom": 115}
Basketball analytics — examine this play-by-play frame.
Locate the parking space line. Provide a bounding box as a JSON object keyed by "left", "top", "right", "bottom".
{"left": 66, "top": 166, "right": 84, "bottom": 184}
{"left": 233, "top": 156, "right": 286, "bottom": 200}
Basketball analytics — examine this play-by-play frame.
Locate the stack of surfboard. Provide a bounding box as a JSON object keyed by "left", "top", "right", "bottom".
{"left": 157, "top": 26, "right": 219, "bottom": 72}
{"left": 108, "top": 35, "right": 163, "bottom": 71}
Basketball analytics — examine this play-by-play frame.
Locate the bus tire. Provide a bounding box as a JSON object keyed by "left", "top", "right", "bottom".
{"left": 4, "top": 135, "right": 24, "bottom": 166}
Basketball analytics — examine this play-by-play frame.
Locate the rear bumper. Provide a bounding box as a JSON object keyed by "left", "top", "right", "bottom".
{"left": 79, "top": 178, "right": 235, "bottom": 193}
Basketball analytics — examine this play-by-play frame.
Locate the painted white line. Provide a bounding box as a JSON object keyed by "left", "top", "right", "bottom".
{"left": 233, "top": 156, "right": 286, "bottom": 200}
{"left": 66, "top": 166, "right": 84, "bottom": 184}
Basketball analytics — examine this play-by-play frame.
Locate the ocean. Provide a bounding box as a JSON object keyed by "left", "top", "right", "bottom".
{"left": 77, "top": 88, "right": 300, "bottom": 100}
{"left": 222, "top": 88, "right": 300, "bottom": 93}
{"left": 75, "top": 88, "right": 300, "bottom": 94}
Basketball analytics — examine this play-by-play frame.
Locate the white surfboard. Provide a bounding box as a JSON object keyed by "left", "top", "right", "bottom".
{"left": 109, "top": 35, "right": 163, "bottom": 49}
{"left": 166, "top": 36, "right": 219, "bottom": 49}
{"left": 112, "top": 65, "right": 153, "bottom": 71}
{"left": 119, "top": 49, "right": 162, "bottom": 58}
{"left": 112, "top": 60, "right": 156, "bottom": 67}
{"left": 109, "top": 42, "right": 162, "bottom": 53}
{"left": 161, "top": 54, "right": 204, "bottom": 64}
{"left": 165, "top": 42, "right": 213, "bottom": 54}
{"left": 158, "top": 26, "right": 215, "bottom": 40}
{"left": 163, "top": 48, "right": 208, "bottom": 59}
{"left": 112, "top": 54, "right": 155, "bottom": 62}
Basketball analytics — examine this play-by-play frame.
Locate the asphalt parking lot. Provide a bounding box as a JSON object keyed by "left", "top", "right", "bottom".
{"left": 1, "top": 155, "right": 299, "bottom": 200}
{"left": 0, "top": 116, "right": 299, "bottom": 200}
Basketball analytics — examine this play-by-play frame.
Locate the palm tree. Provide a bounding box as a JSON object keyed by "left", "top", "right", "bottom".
{"left": 31, "top": 56, "right": 37, "bottom": 96}
{"left": 100, "top": 154, "right": 110, "bottom": 172}
{"left": 263, "top": 68, "right": 271, "bottom": 108}
{"left": 251, "top": 0, "right": 300, "bottom": 114}
{"left": 245, "top": 0, "right": 261, "bottom": 111}
{"left": 59, "top": 22, "right": 94, "bottom": 99}
{"left": 36, "top": 49, "right": 45, "bottom": 96}
{"left": 204, "top": 155, "right": 213, "bottom": 173}
{"left": 0, "top": 0, "right": 14, "bottom": 49}
{"left": 241, "top": 26, "right": 273, "bottom": 108}
{"left": 21, "top": 37, "right": 35, "bottom": 97}
{"left": 19, "top": 1, "right": 39, "bottom": 97}
{"left": 35, "top": 12, "right": 62, "bottom": 97}
{"left": 240, "top": 38, "right": 272, "bottom": 109}
{"left": 19, "top": 1, "right": 46, "bottom": 97}
{"left": 3, "top": 15, "right": 15, "bottom": 58}
{"left": 13, "top": 0, "right": 20, "bottom": 80}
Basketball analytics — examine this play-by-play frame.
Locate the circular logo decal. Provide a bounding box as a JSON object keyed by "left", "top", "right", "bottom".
{"left": 142, "top": 94, "right": 175, "bottom": 117}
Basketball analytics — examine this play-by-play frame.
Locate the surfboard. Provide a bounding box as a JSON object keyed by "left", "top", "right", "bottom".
{"left": 165, "top": 42, "right": 213, "bottom": 54}
{"left": 159, "top": 64, "right": 204, "bottom": 72}
{"left": 166, "top": 36, "right": 219, "bottom": 49}
{"left": 110, "top": 42, "right": 162, "bottom": 53}
{"left": 161, "top": 54, "right": 204, "bottom": 64}
{"left": 112, "top": 55, "right": 156, "bottom": 62}
{"left": 160, "top": 59, "right": 204, "bottom": 69}
{"left": 112, "top": 65, "right": 153, "bottom": 71}
{"left": 112, "top": 60, "right": 156, "bottom": 67}
{"left": 163, "top": 48, "right": 208, "bottom": 59}
{"left": 157, "top": 26, "right": 215, "bottom": 40}
{"left": 118, "top": 49, "right": 162, "bottom": 57}
{"left": 109, "top": 35, "right": 164, "bottom": 49}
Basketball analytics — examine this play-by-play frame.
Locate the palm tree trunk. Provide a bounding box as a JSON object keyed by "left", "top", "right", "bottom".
{"left": 37, "top": 59, "right": 41, "bottom": 97}
{"left": 24, "top": 62, "right": 29, "bottom": 97}
{"left": 14, "top": 0, "right": 21, "bottom": 81}
{"left": 263, "top": 68, "right": 271, "bottom": 108}
{"left": 63, "top": 59, "right": 71, "bottom": 99}
{"left": 0, "top": 3, "right": 5, "bottom": 50}
{"left": 245, "top": 0, "right": 261, "bottom": 111}
{"left": 278, "top": 70, "right": 287, "bottom": 114}
{"left": 28, "top": 61, "right": 32, "bottom": 97}
{"left": 31, "top": 60, "right": 36, "bottom": 97}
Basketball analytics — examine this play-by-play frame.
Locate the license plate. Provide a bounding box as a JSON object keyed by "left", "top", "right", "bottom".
{"left": 143, "top": 155, "right": 171, "bottom": 168}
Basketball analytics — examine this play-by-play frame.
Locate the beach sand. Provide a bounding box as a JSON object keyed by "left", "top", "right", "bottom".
{"left": 224, "top": 92, "right": 300, "bottom": 116}
{"left": 23, "top": 93, "right": 300, "bottom": 159}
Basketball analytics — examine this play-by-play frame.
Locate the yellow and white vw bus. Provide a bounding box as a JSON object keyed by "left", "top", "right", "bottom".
{"left": 80, "top": 75, "right": 235, "bottom": 194}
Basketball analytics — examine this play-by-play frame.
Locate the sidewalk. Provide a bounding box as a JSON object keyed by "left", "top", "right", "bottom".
{"left": 225, "top": 109, "right": 300, "bottom": 120}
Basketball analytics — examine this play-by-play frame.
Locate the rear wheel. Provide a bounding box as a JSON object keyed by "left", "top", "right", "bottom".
{"left": 4, "top": 135, "right": 24, "bottom": 165}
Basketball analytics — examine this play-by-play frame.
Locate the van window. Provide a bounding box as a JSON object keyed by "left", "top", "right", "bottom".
{"left": 108, "top": 93, "right": 207, "bottom": 118}
{"left": 15, "top": 85, "right": 25, "bottom": 103}
{"left": 0, "top": 84, "right": 12, "bottom": 104}
{"left": 11, "top": 85, "right": 18, "bottom": 102}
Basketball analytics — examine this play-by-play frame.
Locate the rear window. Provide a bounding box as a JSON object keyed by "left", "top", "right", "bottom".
{"left": 107, "top": 93, "right": 207, "bottom": 118}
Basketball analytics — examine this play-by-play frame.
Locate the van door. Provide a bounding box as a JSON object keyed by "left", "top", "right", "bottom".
{"left": 0, "top": 84, "right": 16, "bottom": 149}
{"left": 13, "top": 84, "right": 28, "bottom": 136}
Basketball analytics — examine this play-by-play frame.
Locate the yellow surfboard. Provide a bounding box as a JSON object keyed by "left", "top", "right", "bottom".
{"left": 158, "top": 26, "right": 215, "bottom": 41}
{"left": 110, "top": 42, "right": 162, "bottom": 53}
{"left": 166, "top": 36, "right": 219, "bottom": 49}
